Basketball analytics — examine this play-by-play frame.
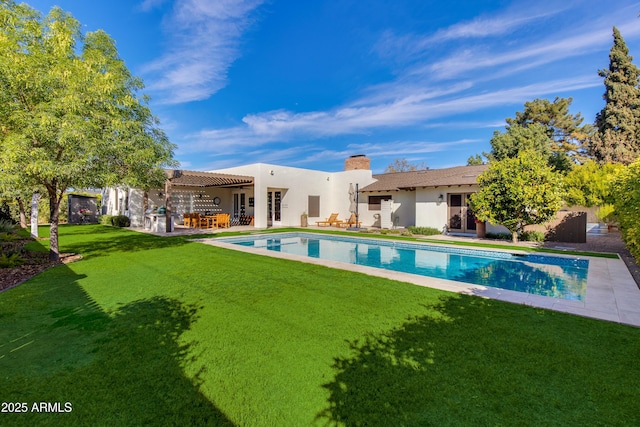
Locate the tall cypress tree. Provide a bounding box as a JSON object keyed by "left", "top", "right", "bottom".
{"left": 591, "top": 27, "right": 640, "bottom": 164}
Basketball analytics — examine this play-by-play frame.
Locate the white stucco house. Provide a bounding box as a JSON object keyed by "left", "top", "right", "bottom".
{"left": 359, "top": 163, "right": 494, "bottom": 233}
{"left": 103, "top": 155, "right": 497, "bottom": 233}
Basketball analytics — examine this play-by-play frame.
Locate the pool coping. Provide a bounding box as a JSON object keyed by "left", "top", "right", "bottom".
{"left": 196, "top": 233, "right": 640, "bottom": 328}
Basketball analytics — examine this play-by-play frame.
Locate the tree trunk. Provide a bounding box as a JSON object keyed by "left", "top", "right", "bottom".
{"left": 164, "top": 180, "right": 172, "bottom": 232}
{"left": 17, "top": 198, "right": 27, "bottom": 229}
{"left": 30, "top": 193, "right": 40, "bottom": 238}
{"left": 47, "top": 190, "right": 62, "bottom": 262}
{"left": 143, "top": 190, "right": 149, "bottom": 213}
{"left": 512, "top": 230, "right": 519, "bottom": 243}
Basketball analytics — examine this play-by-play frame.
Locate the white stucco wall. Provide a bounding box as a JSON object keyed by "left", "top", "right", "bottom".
{"left": 415, "top": 188, "right": 450, "bottom": 231}
{"left": 213, "top": 163, "right": 375, "bottom": 228}
{"left": 414, "top": 186, "right": 509, "bottom": 234}
{"left": 357, "top": 191, "right": 416, "bottom": 229}
{"left": 361, "top": 185, "right": 492, "bottom": 233}
{"left": 104, "top": 174, "right": 516, "bottom": 235}
{"left": 391, "top": 191, "right": 416, "bottom": 228}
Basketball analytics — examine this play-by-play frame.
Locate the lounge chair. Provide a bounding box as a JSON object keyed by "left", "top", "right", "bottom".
{"left": 316, "top": 213, "right": 342, "bottom": 227}
{"left": 338, "top": 213, "right": 361, "bottom": 228}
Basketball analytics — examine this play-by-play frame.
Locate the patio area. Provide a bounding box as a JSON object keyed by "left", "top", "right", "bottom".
{"left": 134, "top": 223, "right": 257, "bottom": 236}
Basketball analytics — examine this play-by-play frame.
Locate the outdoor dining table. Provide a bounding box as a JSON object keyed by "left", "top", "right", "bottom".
{"left": 204, "top": 215, "right": 219, "bottom": 229}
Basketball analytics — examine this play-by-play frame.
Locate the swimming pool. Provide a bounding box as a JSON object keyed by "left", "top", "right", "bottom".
{"left": 221, "top": 233, "right": 589, "bottom": 300}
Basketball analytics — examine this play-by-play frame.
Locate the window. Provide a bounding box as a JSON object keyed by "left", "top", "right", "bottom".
{"left": 368, "top": 195, "right": 391, "bottom": 211}
{"left": 308, "top": 196, "right": 320, "bottom": 217}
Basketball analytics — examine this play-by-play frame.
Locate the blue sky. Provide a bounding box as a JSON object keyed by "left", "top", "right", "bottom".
{"left": 25, "top": 0, "right": 640, "bottom": 173}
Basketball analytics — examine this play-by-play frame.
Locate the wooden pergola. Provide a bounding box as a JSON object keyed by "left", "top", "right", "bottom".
{"left": 159, "top": 170, "right": 254, "bottom": 232}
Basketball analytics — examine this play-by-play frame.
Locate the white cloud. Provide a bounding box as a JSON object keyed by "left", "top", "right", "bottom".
{"left": 374, "top": 1, "right": 567, "bottom": 62}
{"left": 242, "top": 76, "right": 599, "bottom": 137}
{"left": 377, "top": 1, "right": 640, "bottom": 83}
{"left": 139, "top": 0, "right": 169, "bottom": 12}
{"left": 142, "top": 0, "right": 264, "bottom": 104}
{"left": 424, "top": 27, "right": 615, "bottom": 81}
{"left": 177, "top": 73, "right": 599, "bottom": 160}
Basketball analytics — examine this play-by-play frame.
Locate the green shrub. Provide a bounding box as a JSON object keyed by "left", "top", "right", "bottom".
{"left": 595, "top": 204, "right": 616, "bottom": 224}
{"left": 111, "top": 215, "right": 131, "bottom": 228}
{"left": 0, "top": 232, "right": 21, "bottom": 242}
{"left": 100, "top": 215, "right": 114, "bottom": 225}
{"left": 613, "top": 160, "right": 640, "bottom": 261}
{"left": 0, "top": 219, "right": 16, "bottom": 233}
{"left": 520, "top": 230, "right": 545, "bottom": 242}
{"left": 407, "top": 226, "right": 441, "bottom": 236}
{"left": 0, "top": 252, "right": 24, "bottom": 268}
{"left": 485, "top": 232, "right": 512, "bottom": 240}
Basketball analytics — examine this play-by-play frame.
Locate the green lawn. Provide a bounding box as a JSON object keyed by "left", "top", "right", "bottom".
{"left": 1, "top": 225, "right": 639, "bottom": 426}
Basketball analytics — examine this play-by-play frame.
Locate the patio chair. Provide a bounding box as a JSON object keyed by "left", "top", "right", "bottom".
{"left": 217, "top": 213, "right": 230, "bottom": 228}
{"left": 316, "top": 213, "right": 342, "bottom": 227}
{"left": 184, "top": 213, "right": 197, "bottom": 228}
{"left": 189, "top": 213, "right": 200, "bottom": 228}
{"left": 338, "top": 213, "right": 361, "bottom": 228}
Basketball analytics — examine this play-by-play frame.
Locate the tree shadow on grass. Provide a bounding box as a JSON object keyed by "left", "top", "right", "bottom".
{"left": 59, "top": 225, "right": 191, "bottom": 260}
{"left": 317, "top": 294, "right": 640, "bottom": 426}
{"left": 0, "top": 263, "right": 233, "bottom": 426}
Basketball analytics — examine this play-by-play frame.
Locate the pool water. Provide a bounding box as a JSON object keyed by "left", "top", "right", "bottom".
{"left": 223, "top": 233, "right": 589, "bottom": 300}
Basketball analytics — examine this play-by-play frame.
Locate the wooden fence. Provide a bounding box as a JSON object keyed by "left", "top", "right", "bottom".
{"left": 525, "top": 211, "right": 587, "bottom": 243}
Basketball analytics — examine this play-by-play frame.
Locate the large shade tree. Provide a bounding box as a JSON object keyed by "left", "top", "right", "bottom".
{"left": 0, "top": 2, "right": 176, "bottom": 260}
{"left": 385, "top": 158, "right": 428, "bottom": 173}
{"left": 591, "top": 27, "right": 640, "bottom": 164}
{"left": 488, "top": 123, "right": 553, "bottom": 162}
{"left": 469, "top": 150, "right": 563, "bottom": 243}
{"left": 506, "top": 97, "right": 591, "bottom": 164}
{"left": 486, "top": 122, "right": 575, "bottom": 173}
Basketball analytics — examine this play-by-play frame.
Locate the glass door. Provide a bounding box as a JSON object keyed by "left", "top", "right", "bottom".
{"left": 466, "top": 194, "right": 477, "bottom": 231}
{"left": 448, "top": 194, "right": 463, "bottom": 231}
{"left": 449, "top": 193, "right": 477, "bottom": 233}
{"left": 267, "top": 190, "right": 282, "bottom": 227}
{"left": 233, "top": 193, "right": 246, "bottom": 219}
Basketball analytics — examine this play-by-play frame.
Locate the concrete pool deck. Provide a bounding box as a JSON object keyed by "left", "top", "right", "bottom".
{"left": 198, "top": 233, "right": 640, "bottom": 328}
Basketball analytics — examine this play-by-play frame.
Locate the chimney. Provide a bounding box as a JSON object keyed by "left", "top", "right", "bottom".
{"left": 345, "top": 154, "right": 370, "bottom": 171}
